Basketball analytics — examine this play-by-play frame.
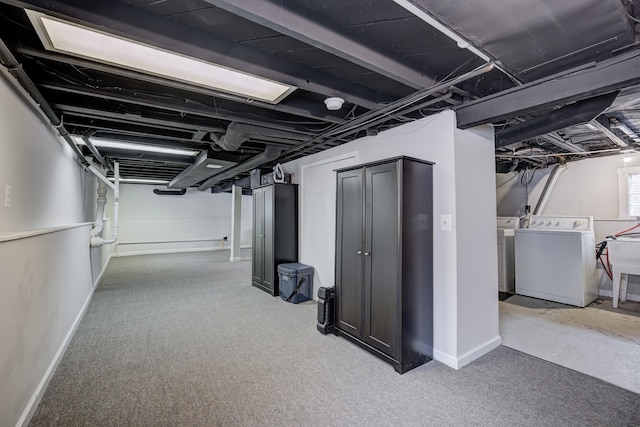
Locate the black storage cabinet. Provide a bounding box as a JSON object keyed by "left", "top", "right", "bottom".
{"left": 334, "top": 156, "right": 434, "bottom": 373}
{"left": 252, "top": 183, "right": 298, "bottom": 296}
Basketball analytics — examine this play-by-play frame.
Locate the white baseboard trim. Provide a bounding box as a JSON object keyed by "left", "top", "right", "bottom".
{"left": 433, "top": 349, "right": 459, "bottom": 369}
{"left": 433, "top": 335, "right": 502, "bottom": 370}
{"left": 93, "top": 252, "right": 115, "bottom": 288}
{"left": 115, "top": 245, "right": 254, "bottom": 257}
{"left": 17, "top": 273, "right": 100, "bottom": 427}
{"left": 598, "top": 289, "right": 640, "bottom": 303}
{"left": 115, "top": 246, "right": 221, "bottom": 257}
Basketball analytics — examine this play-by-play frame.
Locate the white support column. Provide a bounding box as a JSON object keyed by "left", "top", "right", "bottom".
{"left": 230, "top": 185, "right": 242, "bottom": 261}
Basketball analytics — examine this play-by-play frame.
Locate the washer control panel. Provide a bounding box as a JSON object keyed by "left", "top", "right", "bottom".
{"left": 497, "top": 216, "right": 520, "bottom": 229}
{"left": 528, "top": 215, "right": 593, "bottom": 231}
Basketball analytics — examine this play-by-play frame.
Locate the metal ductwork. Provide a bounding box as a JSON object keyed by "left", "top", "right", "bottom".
{"left": 533, "top": 164, "right": 566, "bottom": 215}
{"left": 495, "top": 92, "right": 619, "bottom": 148}
{"left": 215, "top": 122, "right": 307, "bottom": 151}
{"left": 168, "top": 151, "right": 237, "bottom": 189}
{"left": 198, "top": 146, "right": 283, "bottom": 191}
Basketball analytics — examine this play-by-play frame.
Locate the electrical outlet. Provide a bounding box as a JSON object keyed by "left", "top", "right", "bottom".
{"left": 4, "top": 185, "right": 11, "bottom": 209}
{"left": 440, "top": 214, "right": 452, "bottom": 231}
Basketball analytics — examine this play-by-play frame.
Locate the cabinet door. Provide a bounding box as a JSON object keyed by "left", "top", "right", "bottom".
{"left": 262, "top": 186, "right": 275, "bottom": 291}
{"left": 364, "top": 162, "right": 399, "bottom": 358}
{"left": 252, "top": 188, "right": 264, "bottom": 284}
{"left": 336, "top": 169, "right": 364, "bottom": 336}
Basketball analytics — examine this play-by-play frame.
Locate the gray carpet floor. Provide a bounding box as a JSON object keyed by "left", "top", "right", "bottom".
{"left": 30, "top": 251, "right": 640, "bottom": 426}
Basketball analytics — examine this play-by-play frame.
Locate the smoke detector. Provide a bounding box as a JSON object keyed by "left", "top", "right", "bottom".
{"left": 324, "top": 96, "right": 345, "bottom": 110}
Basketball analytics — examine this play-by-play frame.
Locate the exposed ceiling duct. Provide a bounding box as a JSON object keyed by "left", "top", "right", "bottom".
{"left": 167, "top": 151, "right": 236, "bottom": 189}
{"left": 213, "top": 122, "right": 310, "bottom": 151}
{"left": 495, "top": 92, "right": 619, "bottom": 148}
{"left": 198, "top": 146, "right": 282, "bottom": 191}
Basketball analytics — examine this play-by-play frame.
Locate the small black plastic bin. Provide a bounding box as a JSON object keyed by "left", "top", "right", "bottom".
{"left": 277, "top": 263, "right": 313, "bottom": 304}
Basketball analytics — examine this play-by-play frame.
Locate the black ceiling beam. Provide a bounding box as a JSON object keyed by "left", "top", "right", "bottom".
{"left": 20, "top": 47, "right": 346, "bottom": 124}
{"left": 456, "top": 49, "right": 640, "bottom": 129}
{"left": 495, "top": 92, "right": 618, "bottom": 148}
{"left": 96, "top": 150, "right": 195, "bottom": 165}
{"left": 204, "top": 0, "right": 438, "bottom": 90}
{"left": 39, "top": 81, "right": 328, "bottom": 134}
{"left": 7, "top": 0, "right": 392, "bottom": 108}
{"left": 53, "top": 103, "right": 228, "bottom": 135}
{"left": 62, "top": 118, "right": 196, "bottom": 141}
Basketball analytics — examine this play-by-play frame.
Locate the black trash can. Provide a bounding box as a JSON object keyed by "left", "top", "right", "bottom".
{"left": 277, "top": 263, "right": 313, "bottom": 304}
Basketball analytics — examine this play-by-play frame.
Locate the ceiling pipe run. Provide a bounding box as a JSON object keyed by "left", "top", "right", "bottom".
{"left": 495, "top": 92, "right": 620, "bottom": 148}
{"left": 198, "top": 146, "right": 282, "bottom": 191}
{"left": 0, "top": 38, "right": 88, "bottom": 166}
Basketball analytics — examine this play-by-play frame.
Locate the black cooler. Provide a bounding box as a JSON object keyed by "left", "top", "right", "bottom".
{"left": 277, "top": 263, "right": 313, "bottom": 304}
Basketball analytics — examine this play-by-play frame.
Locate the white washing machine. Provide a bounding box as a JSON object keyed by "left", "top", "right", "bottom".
{"left": 497, "top": 216, "right": 519, "bottom": 293}
{"left": 514, "top": 215, "right": 598, "bottom": 307}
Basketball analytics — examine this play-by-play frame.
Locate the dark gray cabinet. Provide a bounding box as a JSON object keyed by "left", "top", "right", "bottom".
{"left": 252, "top": 183, "right": 298, "bottom": 296}
{"left": 335, "top": 156, "right": 433, "bottom": 373}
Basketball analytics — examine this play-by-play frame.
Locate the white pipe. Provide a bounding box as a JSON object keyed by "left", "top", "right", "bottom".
{"left": 88, "top": 164, "right": 116, "bottom": 193}
{"left": 89, "top": 162, "right": 120, "bottom": 247}
{"left": 89, "top": 179, "right": 107, "bottom": 238}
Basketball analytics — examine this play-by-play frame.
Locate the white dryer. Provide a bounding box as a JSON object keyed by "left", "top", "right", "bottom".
{"left": 515, "top": 215, "right": 598, "bottom": 307}
{"left": 497, "top": 216, "right": 519, "bottom": 293}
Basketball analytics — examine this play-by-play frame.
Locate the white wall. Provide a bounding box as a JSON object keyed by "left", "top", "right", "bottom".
{"left": 0, "top": 73, "right": 109, "bottom": 427}
{"left": 496, "top": 153, "right": 640, "bottom": 299}
{"left": 114, "top": 184, "right": 252, "bottom": 256}
{"left": 454, "top": 127, "right": 501, "bottom": 365}
{"left": 284, "top": 111, "right": 500, "bottom": 369}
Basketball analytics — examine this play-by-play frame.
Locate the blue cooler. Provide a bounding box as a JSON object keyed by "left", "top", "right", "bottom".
{"left": 277, "top": 263, "right": 313, "bottom": 304}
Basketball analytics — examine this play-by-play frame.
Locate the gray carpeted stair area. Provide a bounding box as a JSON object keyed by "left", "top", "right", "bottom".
{"left": 29, "top": 250, "right": 640, "bottom": 426}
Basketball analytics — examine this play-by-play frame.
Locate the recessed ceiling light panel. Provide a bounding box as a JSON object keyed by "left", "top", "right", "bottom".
{"left": 26, "top": 10, "right": 295, "bottom": 104}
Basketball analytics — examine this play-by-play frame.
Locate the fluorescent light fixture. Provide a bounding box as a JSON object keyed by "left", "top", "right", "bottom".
{"left": 72, "top": 135, "right": 199, "bottom": 156}
{"left": 624, "top": 157, "right": 632, "bottom": 163}
{"left": 108, "top": 178, "right": 170, "bottom": 184}
{"left": 26, "top": 10, "right": 295, "bottom": 104}
{"left": 205, "top": 164, "right": 224, "bottom": 169}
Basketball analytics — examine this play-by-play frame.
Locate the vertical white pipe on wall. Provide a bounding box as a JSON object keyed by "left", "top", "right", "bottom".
{"left": 230, "top": 185, "right": 242, "bottom": 261}
{"left": 88, "top": 162, "right": 120, "bottom": 247}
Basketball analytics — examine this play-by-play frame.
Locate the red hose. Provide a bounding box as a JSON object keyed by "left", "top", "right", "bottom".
{"left": 614, "top": 222, "right": 640, "bottom": 236}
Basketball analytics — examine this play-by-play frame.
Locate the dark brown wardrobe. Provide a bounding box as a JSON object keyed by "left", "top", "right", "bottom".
{"left": 334, "top": 156, "right": 433, "bottom": 373}
{"left": 252, "top": 183, "right": 298, "bottom": 296}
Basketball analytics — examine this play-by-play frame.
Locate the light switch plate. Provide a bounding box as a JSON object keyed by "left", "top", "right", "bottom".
{"left": 4, "top": 185, "right": 11, "bottom": 209}
{"left": 440, "top": 214, "right": 452, "bottom": 231}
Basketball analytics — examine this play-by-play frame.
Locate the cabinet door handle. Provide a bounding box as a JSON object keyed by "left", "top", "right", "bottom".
{"left": 364, "top": 252, "right": 371, "bottom": 256}
{"left": 259, "top": 234, "right": 264, "bottom": 237}
{"left": 356, "top": 250, "right": 362, "bottom": 255}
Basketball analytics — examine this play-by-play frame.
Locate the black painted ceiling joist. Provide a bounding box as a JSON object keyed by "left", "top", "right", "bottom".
{"left": 39, "top": 81, "right": 329, "bottom": 134}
